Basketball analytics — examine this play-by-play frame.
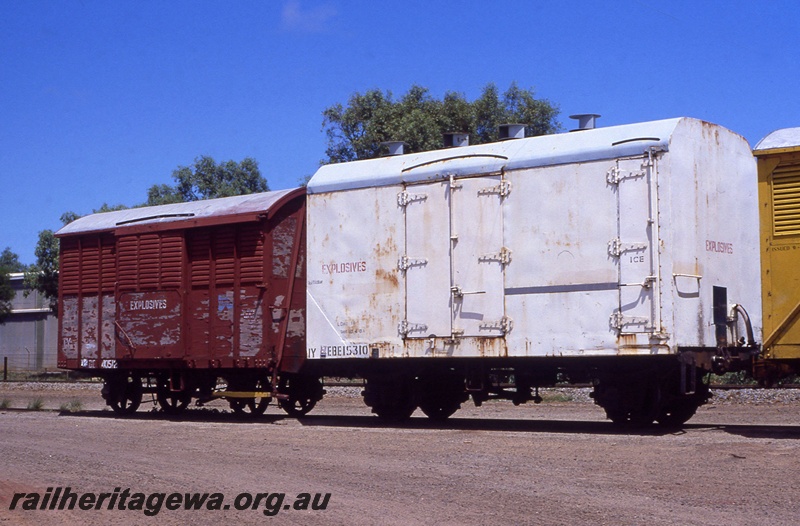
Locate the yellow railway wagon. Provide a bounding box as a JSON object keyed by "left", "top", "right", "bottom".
{"left": 754, "top": 128, "right": 800, "bottom": 377}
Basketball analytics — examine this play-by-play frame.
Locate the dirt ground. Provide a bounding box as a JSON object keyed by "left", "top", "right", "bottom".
{"left": 0, "top": 382, "right": 799, "bottom": 525}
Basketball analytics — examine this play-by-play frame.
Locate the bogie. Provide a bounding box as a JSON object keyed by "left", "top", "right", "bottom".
{"left": 278, "top": 375, "right": 324, "bottom": 417}
{"left": 102, "top": 374, "right": 143, "bottom": 415}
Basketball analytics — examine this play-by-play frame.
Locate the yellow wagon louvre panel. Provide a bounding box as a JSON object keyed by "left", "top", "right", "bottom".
{"left": 755, "top": 128, "right": 800, "bottom": 364}
{"left": 772, "top": 163, "right": 800, "bottom": 236}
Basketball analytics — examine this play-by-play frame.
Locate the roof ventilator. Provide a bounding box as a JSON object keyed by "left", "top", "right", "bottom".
{"left": 381, "top": 141, "right": 406, "bottom": 156}
{"left": 569, "top": 113, "right": 601, "bottom": 131}
{"left": 443, "top": 132, "right": 469, "bottom": 148}
{"left": 498, "top": 124, "right": 525, "bottom": 140}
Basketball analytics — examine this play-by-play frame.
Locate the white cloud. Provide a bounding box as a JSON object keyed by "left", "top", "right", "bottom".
{"left": 281, "top": 0, "right": 337, "bottom": 33}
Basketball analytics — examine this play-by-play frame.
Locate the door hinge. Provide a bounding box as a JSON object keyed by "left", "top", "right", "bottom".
{"left": 479, "top": 246, "right": 512, "bottom": 265}
{"left": 607, "top": 238, "right": 648, "bottom": 257}
{"left": 606, "top": 163, "right": 647, "bottom": 185}
{"left": 399, "top": 320, "right": 429, "bottom": 337}
{"left": 648, "top": 145, "right": 666, "bottom": 158}
{"left": 398, "top": 255, "right": 428, "bottom": 271}
{"left": 479, "top": 316, "right": 513, "bottom": 335}
{"left": 397, "top": 191, "right": 427, "bottom": 207}
{"left": 610, "top": 311, "right": 650, "bottom": 330}
{"left": 445, "top": 328, "right": 465, "bottom": 343}
{"left": 478, "top": 180, "right": 511, "bottom": 198}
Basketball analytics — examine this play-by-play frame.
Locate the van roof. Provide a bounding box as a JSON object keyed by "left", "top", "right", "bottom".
{"left": 56, "top": 187, "right": 303, "bottom": 237}
{"left": 307, "top": 117, "right": 693, "bottom": 194}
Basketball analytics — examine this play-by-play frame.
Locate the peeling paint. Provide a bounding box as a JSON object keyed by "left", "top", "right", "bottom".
{"left": 80, "top": 296, "right": 99, "bottom": 359}
{"left": 238, "top": 288, "right": 263, "bottom": 357}
{"left": 100, "top": 294, "right": 116, "bottom": 358}
{"left": 61, "top": 296, "right": 79, "bottom": 359}
{"left": 272, "top": 217, "right": 297, "bottom": 278}
{"left": 287, "top": 309, "right": 305, "bottom": 338}
{"left": 118, "top": 291, "right": 182, "bottom": 354}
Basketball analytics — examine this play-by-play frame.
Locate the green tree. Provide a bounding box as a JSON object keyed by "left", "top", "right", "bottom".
{"left": 0, "top": 272, "right": 12, "bottom": 324}
{"left": 146, "top": 184, "right": 184, "bottom": 206}
{"left": 146, "top": 156, "right": 268, "bottom": 205}
{"left": 60, "top": 211, "right": 80, "bottom": 225}
{"left": 22, "top": 212, "right": 84, "bottom": 316}
{"left": 94, "top": 203, "right": 129, "bottom": 213}
{"left": 0, "top": 247, "right": 25, "bottom": 273}
{"left": 0, "top": 247, "right": 24, "bottom": 324}
{"left": 322, "top": 82, "right": 561, "bottom": 163}
{"left": 24, "top": 230, "right": 61, "bottom": 315}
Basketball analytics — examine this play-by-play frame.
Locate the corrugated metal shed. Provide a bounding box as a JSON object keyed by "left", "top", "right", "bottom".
{"left": 754, "top": 127, "right": 800, "bottom": 153}
{"left": 56, "top": 188, "right": 302, "bottom": 236}
{"left": 0, "top": 273, "right": 58, "bottom": 372}
{"left": 308, "top": 118, "right": 688, "bottom": 193}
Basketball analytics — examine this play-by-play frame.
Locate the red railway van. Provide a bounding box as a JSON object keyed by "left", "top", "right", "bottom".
{"left": 55, "top": 188, "right": 311, "bottom": 415}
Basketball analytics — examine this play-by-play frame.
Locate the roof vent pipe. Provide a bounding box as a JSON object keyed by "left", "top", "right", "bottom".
{"left": 498, "top": 124, "right": 526, "bottom": 140}
{"left": 569, "top": 113, "right": 601, "bottom": 131}
{"left": 381, "top": 141, "right": 406, "bottom": 156}
{"left": 443, "top": 133, "right": 469, "bottom": 148}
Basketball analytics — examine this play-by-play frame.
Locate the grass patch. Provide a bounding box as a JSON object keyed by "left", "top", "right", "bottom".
{"left": 0, "top": 399, "right": 10, "bottom": 409}
{"left": 26, "top": 397, "right": 45, "bottom": 411}
{"left": 540, "top": 391, "right": 573, "bottom": 403}
{"left": 709, "top": 371, "right": 758, "bottom": 386}
{"left": 59, "top": 400, "right": 83, "bottom": 413}
{"left": 1, "top": 371, "right": 99, "bottom": 382}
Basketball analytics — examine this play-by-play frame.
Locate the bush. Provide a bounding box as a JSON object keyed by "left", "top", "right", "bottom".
{"left": 26, "top": 397, "right": 45, "bottom": 411}
{"left": 709, "top": 371, "right": 757, "bottom": 386}
{"left": 59, "top": 400, "right": 82, "bottom": 413}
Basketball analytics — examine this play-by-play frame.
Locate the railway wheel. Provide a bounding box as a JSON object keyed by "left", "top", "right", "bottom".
{"left": 229, "top": 378, "right": 271, "bottom": 417}
{"left": 655, "top": 401, "right": 699, "bottom": 428}
{"left": 594, "top": 380, "right": 661, "bottom": 427}
{"left": 416, "top": 374, "right": 467, "bottom": 422}
{"left": 418, "top": 400, "right": 460, "bottom": 421}
{"left": 156, "top": 377, "right": 191, "bottom": 415}
{"left": 104, "top": 374, "right": 143, "bottom": 415}
{"left": 364, "top": 375, "right": 417, "bottom": 422}
{"left": 372, "top": 403, "right": 417, "bottom": 421}
{"left": 278, "top": 375, "right": 323, "bottom": 417}
{"left": 655, "top": 373, "right": 711, "bottom": 428}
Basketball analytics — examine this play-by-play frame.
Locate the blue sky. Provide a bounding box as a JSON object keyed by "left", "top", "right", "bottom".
{"left": 2, "top": 0, "right": 798, "bottom": 264}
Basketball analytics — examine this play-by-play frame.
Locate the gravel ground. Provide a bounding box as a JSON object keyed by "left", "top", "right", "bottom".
{"left": 0, "top": 382, "right": 799, "bottom": 525}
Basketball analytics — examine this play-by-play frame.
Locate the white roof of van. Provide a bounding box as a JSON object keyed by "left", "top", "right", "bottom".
{"left": 754, "top": 127, "right": 800, "bottom": 153}
{"left": 308, "top": 117, "right": 696, "bottom": 194}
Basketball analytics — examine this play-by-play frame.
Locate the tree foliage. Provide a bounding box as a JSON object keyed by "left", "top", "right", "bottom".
{"left": 146, "top": 156, "right": 268, "bottom": 205}
{"left": 0, "top": 273, "right": 12, "bottom": 324}
{"left": 0, "top": 247, "right": 25, "bottom": 273}
{"left": 0, "top": 247, "right": 23, "bottom": 324}
{"left": 23, "top": 230, "right": 60, "bottom": 314}
{"left": 25, "top": 211, "right": 77, "bottom": 316}
{"left": 146, "top": 184, "right": 184, "bottom": 206}
{"left": 322, "top": 82, "right": 561, "bottom": 163}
